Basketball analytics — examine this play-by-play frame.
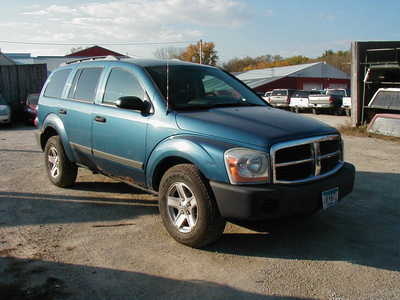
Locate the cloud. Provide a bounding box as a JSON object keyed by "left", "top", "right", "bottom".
{"left": 14, "top": 0, "right": 251, "bottom": 56}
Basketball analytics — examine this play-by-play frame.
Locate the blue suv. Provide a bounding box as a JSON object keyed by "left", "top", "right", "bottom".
{"left": 37, "top": 57, "right": 355, "bottom": 248}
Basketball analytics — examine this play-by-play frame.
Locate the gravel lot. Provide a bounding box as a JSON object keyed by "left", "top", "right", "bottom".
{"left": 0, "top": 114, "right": 399, "bottom": 300}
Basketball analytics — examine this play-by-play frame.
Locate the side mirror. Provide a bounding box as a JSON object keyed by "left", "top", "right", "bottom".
{"left": 115, "top": 96, "right": 147, "bottom": 112}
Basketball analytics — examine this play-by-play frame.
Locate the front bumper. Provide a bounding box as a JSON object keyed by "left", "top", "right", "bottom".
{"left": 210, "top": 162, "right": 355, "bottom": 220}
{"left": 0, "top": 114, "right": 11, "bottom": 124}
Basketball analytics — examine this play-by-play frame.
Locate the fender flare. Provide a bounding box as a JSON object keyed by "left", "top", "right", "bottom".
{"left": 146, "top": 135, "right": 234, "bottom": 190}
{"left": 40, "top": 113, "right": 75, "bottom": 162}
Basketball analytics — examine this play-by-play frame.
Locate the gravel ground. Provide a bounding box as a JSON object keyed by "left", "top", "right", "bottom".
{"left": 0, "top": 115, "right": 399, "bottom": 300}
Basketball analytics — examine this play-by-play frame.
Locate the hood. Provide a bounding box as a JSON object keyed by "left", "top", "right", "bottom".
{"left": 176, "top": 106, "right": 337, "bottom": 148}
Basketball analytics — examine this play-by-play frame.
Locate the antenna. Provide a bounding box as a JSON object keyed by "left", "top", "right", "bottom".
{"left": 166, "top": 49, "right": 170, "bottom": 114}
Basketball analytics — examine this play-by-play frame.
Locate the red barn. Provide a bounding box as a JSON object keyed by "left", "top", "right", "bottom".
{"left": 66, "top": 45, "right": 127, "bottom": 58}
{"left": 236, "top": 62, "right": 350, "bottom": 92}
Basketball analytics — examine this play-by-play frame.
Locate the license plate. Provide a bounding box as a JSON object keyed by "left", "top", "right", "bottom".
{"left": 322, "top": 187, "right": 339, "bottom": 210}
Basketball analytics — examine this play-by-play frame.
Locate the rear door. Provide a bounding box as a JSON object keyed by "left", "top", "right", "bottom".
{"left": 91, "top": 66, "right": 150, "bottom": 184}
{"left": 64, "top": 67, "right": 103, "bottom": 169}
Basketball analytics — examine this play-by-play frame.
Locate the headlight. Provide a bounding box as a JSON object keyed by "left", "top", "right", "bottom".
{"left": 224, "top": 148, "right": 269, "bottom": 184}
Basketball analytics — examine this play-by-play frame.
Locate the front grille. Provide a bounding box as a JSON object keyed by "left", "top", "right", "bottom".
{"left": 271, "top": 135, "right": 343, "bottom": 184}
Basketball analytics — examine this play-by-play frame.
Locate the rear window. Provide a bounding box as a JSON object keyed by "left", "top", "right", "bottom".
{"left": 327, "top": 89, "right": 346, "bottom": 96}
{"left": 69, "top": 68, "right": 102, "bottom": 102}
{"left": 369, "top": 89, "right": 400, "bottom": 110}
{"left": 272, "top": 90, "right": 288, "bottom": 96}
{"left": 293, "top": 91, "right": 309, "bottom": 98}
{"left": 44, "top": 69, "right": 71, "bottom": 98}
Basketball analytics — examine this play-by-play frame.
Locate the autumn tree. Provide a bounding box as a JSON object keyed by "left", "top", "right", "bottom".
{"left": 316, "top": 49, "right": 351, "bottom": 74}
{"left": 222, "top": 50, "right": 351, "bottom": 74}
{"left": 178, "top": 41, "right": 218, "bottom": 66}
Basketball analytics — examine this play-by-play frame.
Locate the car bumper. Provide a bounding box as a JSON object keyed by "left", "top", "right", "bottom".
{"left": 272, "top": 103, "right": 290, "bottom": 107}
{"left": 310, "top": 104, "right": 335, "bottom": 108}
{"left": 210, "top": 162, "right": 355, "bottom": 220}
{"left": 0, "top": 114, "right": 11, "bottom": 124}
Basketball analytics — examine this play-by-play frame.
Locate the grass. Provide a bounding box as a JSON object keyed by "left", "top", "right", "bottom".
{"left": 338, "top": 121, "right": 400, "bottom": 142}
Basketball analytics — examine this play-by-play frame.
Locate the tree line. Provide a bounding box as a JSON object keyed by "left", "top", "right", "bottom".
{"left": 155, "top": 42, "right": 351, "bottom": 74}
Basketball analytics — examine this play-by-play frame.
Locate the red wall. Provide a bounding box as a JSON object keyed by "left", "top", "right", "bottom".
{"left": 253, "top": 77, "right": 350, "bottom": 92}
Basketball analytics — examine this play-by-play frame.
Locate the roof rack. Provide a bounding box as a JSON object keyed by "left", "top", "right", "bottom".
{"left": 61, "top": 55, "right": 119, "bottom": 66}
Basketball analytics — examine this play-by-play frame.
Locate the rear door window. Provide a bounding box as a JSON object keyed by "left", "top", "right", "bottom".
{"left": 69, "top": 68, "right": 103, "bottom": 102}
{"left": 44, "top": 69, "right": 71, "bottom": 98}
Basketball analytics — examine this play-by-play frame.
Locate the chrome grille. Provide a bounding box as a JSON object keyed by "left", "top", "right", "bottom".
{"left": 270, "top": 135, "right": 343, "bottom": 184}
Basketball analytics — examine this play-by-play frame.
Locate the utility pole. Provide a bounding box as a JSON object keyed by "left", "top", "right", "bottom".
{"left": 199, "top": 39, "right": 203, "bottom": 64}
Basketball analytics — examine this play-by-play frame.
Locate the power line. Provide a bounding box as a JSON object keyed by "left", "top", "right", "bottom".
{"left": 0, "top": 40, "right": 196, "bottom": 46}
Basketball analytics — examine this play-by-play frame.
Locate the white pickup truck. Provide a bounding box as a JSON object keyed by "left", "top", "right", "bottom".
{"left": 289, "top": 90, "right": 322, "bottom": 113}
{"left": 309, "top": 89, "right": 349, "bottom": 115}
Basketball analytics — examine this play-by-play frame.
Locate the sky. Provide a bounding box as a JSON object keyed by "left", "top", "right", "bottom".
{"left": 1, "top": 0, "right": 399, "bottom": 63}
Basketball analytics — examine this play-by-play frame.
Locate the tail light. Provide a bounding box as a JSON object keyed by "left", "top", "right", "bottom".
{"left": 287, "top": 97, "right": 291, "bottom": 104}
{"left": 329, "top": 96, "right": 334, "bottom": 103}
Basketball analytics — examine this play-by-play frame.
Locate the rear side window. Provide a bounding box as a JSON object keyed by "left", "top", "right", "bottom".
{"left": 69, "top": 68, "right": 102, "bottom": 102}
{"left": 103, "top": 68, "right": 144, "bottom": 104}
{"left": 44, "top": 69, "right": 71, "bottom": 98}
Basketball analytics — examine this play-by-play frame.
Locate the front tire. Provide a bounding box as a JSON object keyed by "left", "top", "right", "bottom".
{"left": 159, "top": 164, "right": 226, "bottom": 248}
{"left": 44, "top": 136, "right": 77, "bottom": 187}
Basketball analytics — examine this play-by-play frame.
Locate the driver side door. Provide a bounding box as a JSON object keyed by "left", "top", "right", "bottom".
{"left": 91, "top": 67, "right": 150, "bottom": 184}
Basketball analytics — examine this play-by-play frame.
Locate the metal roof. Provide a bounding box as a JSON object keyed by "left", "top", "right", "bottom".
{"left": 236, "top": 62, "right": 350, "bottom": 87}
{"left": 241, "top": 76, "right": 284, "bottom": 88}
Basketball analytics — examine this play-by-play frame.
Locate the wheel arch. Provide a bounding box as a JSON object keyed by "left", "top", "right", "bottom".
{"left": 40, "top": 113, "right": 75, "bottom": 162}
{"left": 147, "top": 136, "right": 231, "bottom": 192}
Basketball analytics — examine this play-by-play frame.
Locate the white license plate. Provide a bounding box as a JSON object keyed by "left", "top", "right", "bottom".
{"left": 322, "top": 187, "right": 339, "bottom": 210}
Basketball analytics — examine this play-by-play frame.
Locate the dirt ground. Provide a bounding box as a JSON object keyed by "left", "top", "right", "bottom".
{"left": 0, "top": 114, "right": 399, "bottom": 300}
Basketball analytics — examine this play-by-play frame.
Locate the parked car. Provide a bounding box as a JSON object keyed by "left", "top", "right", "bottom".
{"left": 0, "top": 94, "right": 12, "bottom": 125}
{"left": 36, "top": 58, "right": 355, "bottom": 248}
{"left": 308, "top": 89, "right": 347, "bottom": 114}
{"left": 24, "top": 93, "right": 40, "bottom": 125}
{"left": 289, "top": 90, "right": 321, "bottom": 113}
{"left": 262, "top": 91, "right": 272, "bottom": 103}
{"left": 269, "top": 89, "right": 297, "bottom": 108}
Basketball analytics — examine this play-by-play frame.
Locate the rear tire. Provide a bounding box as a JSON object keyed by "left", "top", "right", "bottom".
{"left": 159, "top": 164, "right": 226, "bottom": 248}
{"left": 44, "top": 136, "right": 77, "bottom": 187}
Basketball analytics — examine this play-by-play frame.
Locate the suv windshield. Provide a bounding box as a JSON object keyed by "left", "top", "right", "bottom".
{"left": 145, "top": 65, "right": 266, "bottom": 110}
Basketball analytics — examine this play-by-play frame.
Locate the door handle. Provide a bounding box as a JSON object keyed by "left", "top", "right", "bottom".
{"left": 59, "top": 109, "right": 67, "bottom": 115}
{"left": 95, "top": 116, "right": 106, "bottom": 123}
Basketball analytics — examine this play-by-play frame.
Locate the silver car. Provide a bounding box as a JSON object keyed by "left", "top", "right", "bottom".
{"left": 0, "top": 94, "right": 11, "bottom": 124}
